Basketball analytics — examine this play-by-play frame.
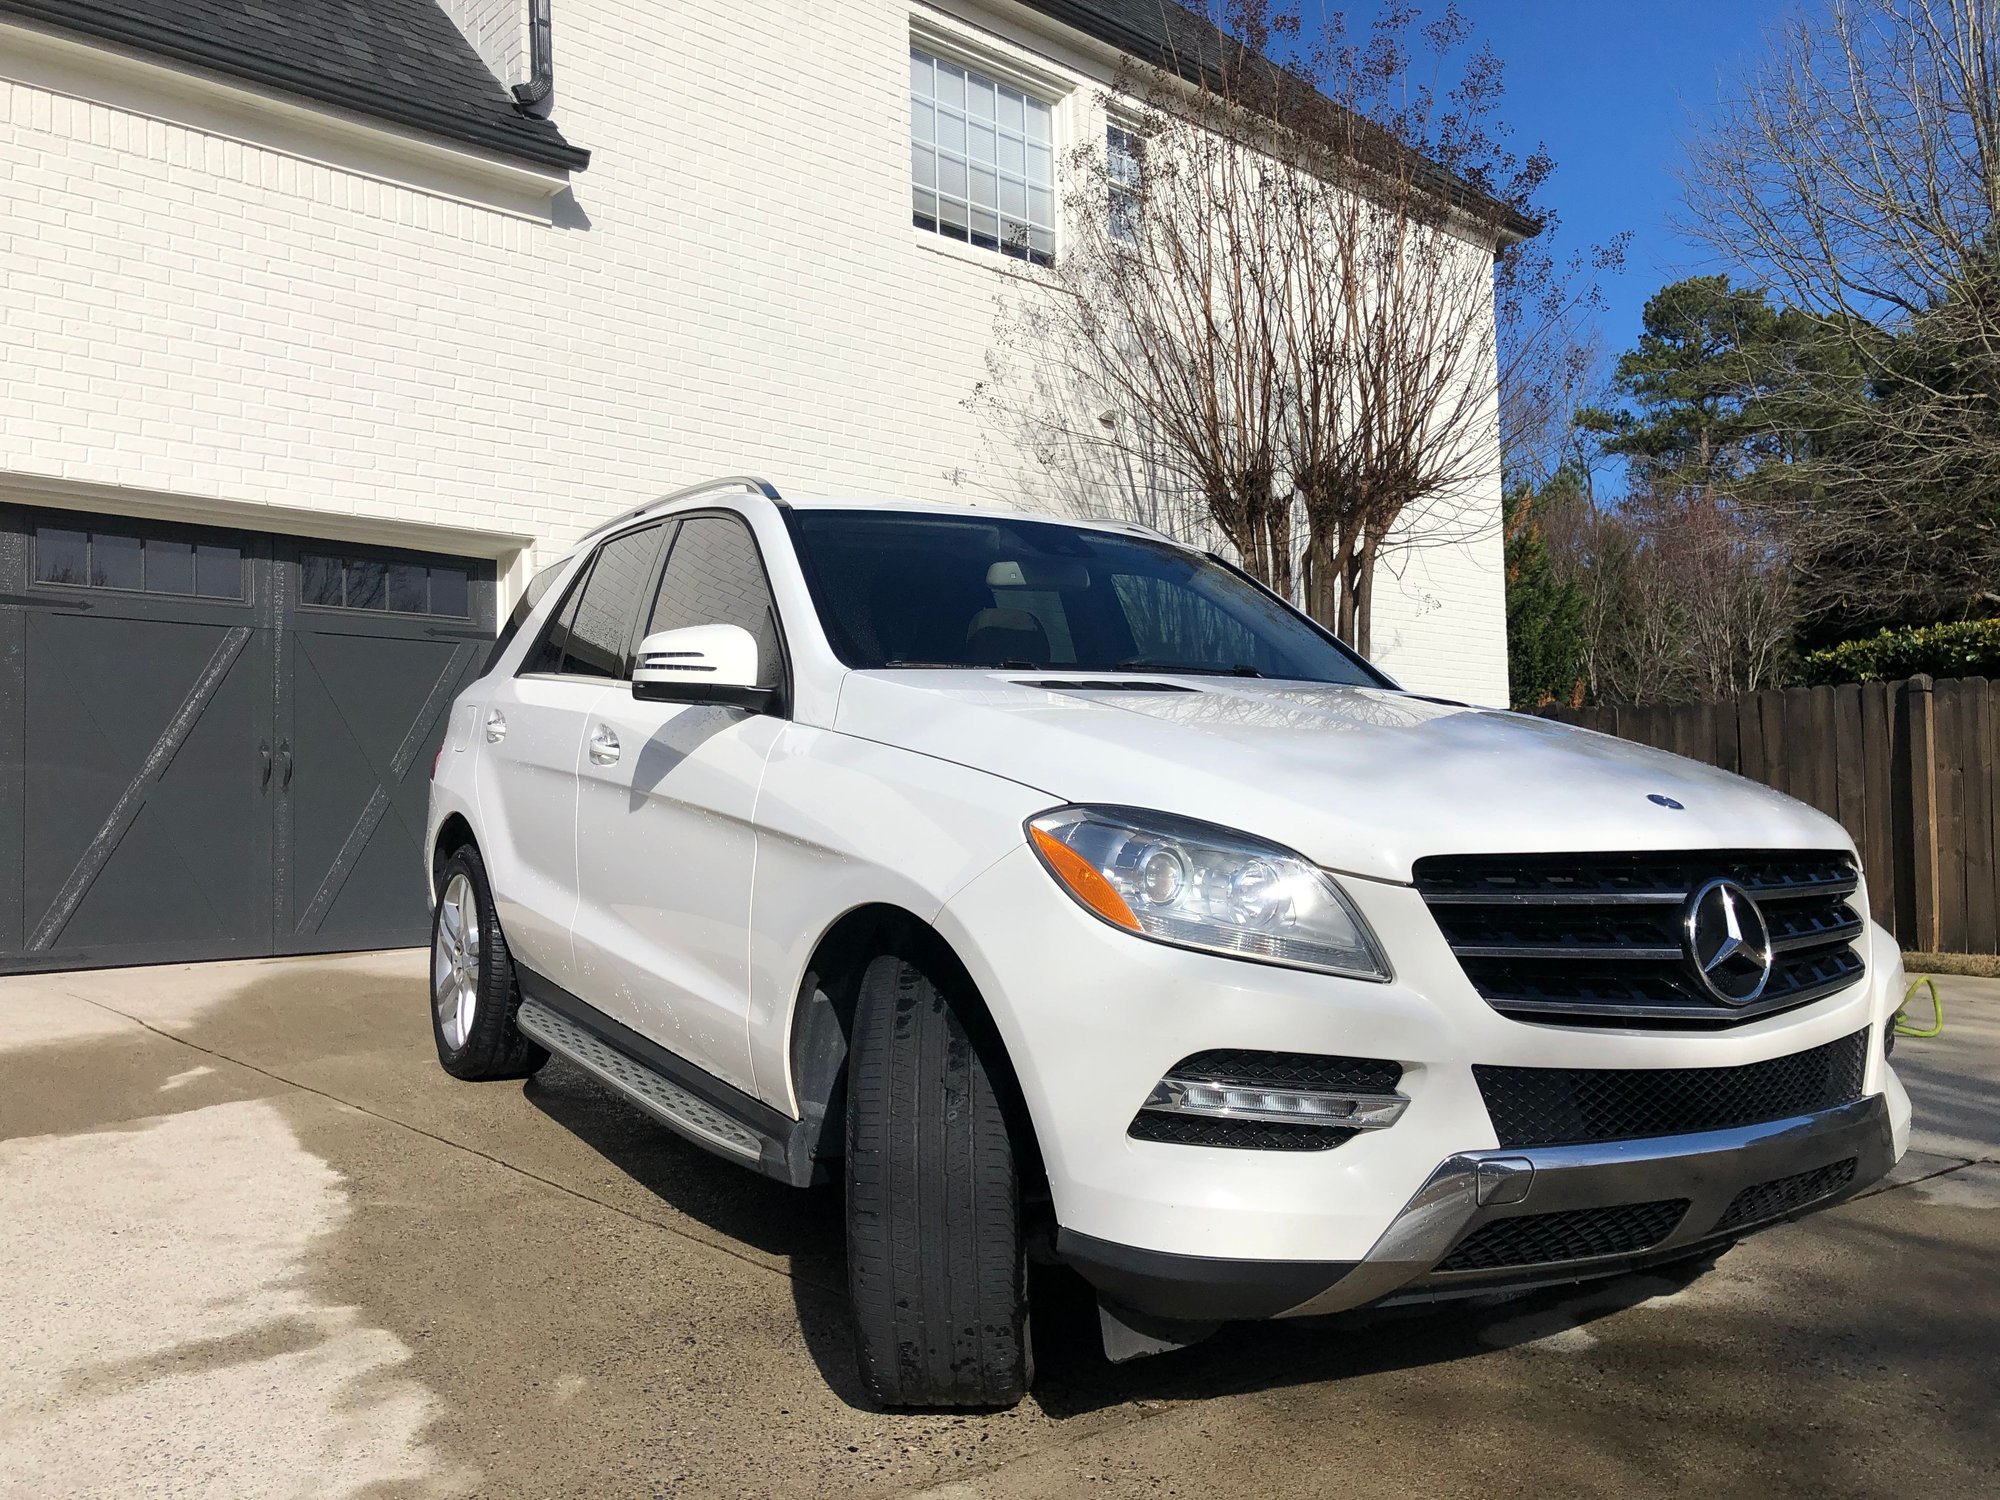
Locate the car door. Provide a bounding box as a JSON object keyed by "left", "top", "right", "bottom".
{"left": 569, "top": 512, "right": 786, "bottom": 1096}
{"left": 472, "top": 525, "right": 666, "bottom": 992}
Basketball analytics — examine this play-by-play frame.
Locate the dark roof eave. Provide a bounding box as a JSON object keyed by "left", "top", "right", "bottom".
{"left": 0, "top": 0, "right": 589, "bottom": 172}
{"left": 1021, "top": 0, "right": 1539, "bottom": 246}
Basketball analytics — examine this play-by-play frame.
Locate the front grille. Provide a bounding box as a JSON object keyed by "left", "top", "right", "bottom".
{"left": 1716, "top": 1157, "right": 1859, "bottom": 1232}
{"left": 1475, "top": 1029, "right": 1869, "bottom": 1148}
{"left": 1127, "top": 1049, "right": 1403, "bottom": 1152}
{"left": 1415, "top": 850, "right": 1866, "bottom": 1027}
{"left": 1438, "top": 1199, "right": 1689, "bottom": 1272}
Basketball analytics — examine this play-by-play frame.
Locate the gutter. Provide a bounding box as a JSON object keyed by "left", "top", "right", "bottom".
{"left": 512, "top": 0, "right": 553, "bottom": 111}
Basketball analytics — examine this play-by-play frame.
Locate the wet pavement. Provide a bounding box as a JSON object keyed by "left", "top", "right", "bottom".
{"left": 1, "top": 954, "right": 1995, "bottom": 1498}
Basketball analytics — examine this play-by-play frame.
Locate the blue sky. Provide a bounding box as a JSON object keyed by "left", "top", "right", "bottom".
{"left": 1452, "top": 0, "right": 1794, "bottom": 360}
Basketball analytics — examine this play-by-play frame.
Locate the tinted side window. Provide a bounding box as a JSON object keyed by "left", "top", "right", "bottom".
{"left": 644, "top": 516, "right": 780, "bottom": 682}
{"left": 527, "top": 526, "right": 662, "bottom": 679}
{"left": 485, "top": 561, "right": 565, "bottom": 675}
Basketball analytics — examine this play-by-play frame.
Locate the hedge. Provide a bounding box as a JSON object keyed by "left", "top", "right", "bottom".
{"left": 1798, "top": 619, "right": 2000, "bottom": 685}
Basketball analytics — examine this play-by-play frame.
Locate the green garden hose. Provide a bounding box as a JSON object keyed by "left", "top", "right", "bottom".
{"left": 1895, "top": 974, "right": 1945, "bottom": 1038}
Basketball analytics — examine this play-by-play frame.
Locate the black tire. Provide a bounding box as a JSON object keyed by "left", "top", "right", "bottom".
{"left": 429, "top": 844, "right": 548, "bottom": 1081}
{"left": 844, "top": 947, "right": 1030, "bottom": 1409}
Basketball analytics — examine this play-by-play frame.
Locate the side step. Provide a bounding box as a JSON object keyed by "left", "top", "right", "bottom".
{"left": 516, "top": 1000, "right": 796, "bottom": 1184}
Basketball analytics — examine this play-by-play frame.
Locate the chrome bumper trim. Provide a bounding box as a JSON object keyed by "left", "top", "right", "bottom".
{"left": 1280, "top": 1093, "right": 1896, "bottom": 1317}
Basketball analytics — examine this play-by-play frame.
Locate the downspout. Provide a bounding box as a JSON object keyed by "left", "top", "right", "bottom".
{"left": 513, "top": 0, "right": 554, "bottom": 111}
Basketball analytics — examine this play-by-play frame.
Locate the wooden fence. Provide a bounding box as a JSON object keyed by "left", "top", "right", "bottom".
{"left": 1541, "top": 675, "right": 2000, "bottom": 955}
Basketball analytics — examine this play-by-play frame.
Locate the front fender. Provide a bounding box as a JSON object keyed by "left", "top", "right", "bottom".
{"left": 743, "top": 724, "right": 1056, "bottom": 1112}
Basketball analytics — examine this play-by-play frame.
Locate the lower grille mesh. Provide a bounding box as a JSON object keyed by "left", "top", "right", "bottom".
{"left": 1717, "top": 1157, "right": 1859, "bottom": 1232}
{"left": 1126, "top": 1113, "right": 1355, "bottom": 1151}
{"left": 1475, "top": 1030, "right": 1869, "bottom": 1148}
{"left": 1439, "top": 1199, "right": 1690, "bottom": 1272}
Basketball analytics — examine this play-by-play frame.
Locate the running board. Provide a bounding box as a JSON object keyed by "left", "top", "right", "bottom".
{"left": 512, "top": 968, "right": 820, "bottom": 1185}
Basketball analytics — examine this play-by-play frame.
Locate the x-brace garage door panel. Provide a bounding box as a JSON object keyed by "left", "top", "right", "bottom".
{"left": 13, "top": 597, "right": 274, "bottom": 968}
{"left": 280, "top": 619, "right": 486, "bottom": 955}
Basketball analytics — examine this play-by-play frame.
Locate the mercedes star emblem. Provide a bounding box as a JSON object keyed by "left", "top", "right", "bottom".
{"left": 1683, "top": 877, "right": 1775, "bottom": 1005}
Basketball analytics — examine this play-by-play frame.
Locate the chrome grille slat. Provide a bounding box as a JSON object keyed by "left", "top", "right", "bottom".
{"left": 1415, "top": 850, "right": 1866, "bottom": 1030}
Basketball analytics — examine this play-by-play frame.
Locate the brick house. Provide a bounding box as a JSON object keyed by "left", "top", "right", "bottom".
{"left": 0, "top": 0, "right": 1518, "bottom": 969}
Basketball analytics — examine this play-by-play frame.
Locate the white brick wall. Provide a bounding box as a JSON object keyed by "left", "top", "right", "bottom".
{"left": 439, "top": 0, "right": 528, "bottom": 89}
{"left": 0, "top": 0, "right": 1509, "bottom": 704}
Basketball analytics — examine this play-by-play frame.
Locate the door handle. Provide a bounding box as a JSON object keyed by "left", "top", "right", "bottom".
{"left": 485, "top": 709, "right": 507, "bottom": 744}
{"left": 278, "top": 737, "right": 294, "bottom": 789}
{"left": 258, "top": 740, "right": 272, "bottom": 789}
{"left": 588, "top": 723, "right": 621, "bottom": 765}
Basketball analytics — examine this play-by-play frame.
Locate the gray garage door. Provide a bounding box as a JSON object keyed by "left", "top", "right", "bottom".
{"left": 0, "top": 506, "right": 494, "bottom": 972}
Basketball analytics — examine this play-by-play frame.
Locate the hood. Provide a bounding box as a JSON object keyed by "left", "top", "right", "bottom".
{"left": 832, "top": 672, "right": 1854, "bottom": 884}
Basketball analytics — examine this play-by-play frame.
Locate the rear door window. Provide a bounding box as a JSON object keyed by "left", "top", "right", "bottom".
{"left": 524, "top": 526, "right": 665, "bottom": 679}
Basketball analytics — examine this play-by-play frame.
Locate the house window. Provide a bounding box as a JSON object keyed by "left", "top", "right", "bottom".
{"left": 300, "top": 552, "right": 470, "bottom": 618}
{"left": 1106, "top": 123, "right": 1142, "bottom": 245}
{"left": 910, "top": 46, "right": 1055, "bottom": 266}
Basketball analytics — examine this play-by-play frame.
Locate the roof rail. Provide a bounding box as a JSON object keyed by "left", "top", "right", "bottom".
{"left": 573, "top": 475, "right": 784, "bottom": 549}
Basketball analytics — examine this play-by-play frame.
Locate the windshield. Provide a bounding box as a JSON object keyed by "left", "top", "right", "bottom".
{"left": 786, "top": 509, "right": 1386, "bottom": 686}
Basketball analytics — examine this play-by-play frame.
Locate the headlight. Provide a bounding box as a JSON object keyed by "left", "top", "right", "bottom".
{"left": 1026, "top": 806, "right": 1390, "bottom": 981}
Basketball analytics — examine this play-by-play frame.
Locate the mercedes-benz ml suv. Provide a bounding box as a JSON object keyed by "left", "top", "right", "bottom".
{"left": 425, "top": 476, "right": 1911, "bottom": 1408}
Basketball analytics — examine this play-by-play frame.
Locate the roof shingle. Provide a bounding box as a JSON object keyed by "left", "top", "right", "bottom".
{"left": 0, "top": 0, "right": 587, "bottom": 171}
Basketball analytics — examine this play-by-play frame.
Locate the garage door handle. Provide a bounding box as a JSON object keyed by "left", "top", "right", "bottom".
{"left": 278, "top": 738, "right": 294, "bottom": 789}
{"left": 588, "top": 724, "right": 621, "bottom": 765}
{"left": 259, "top": 741, "right": 272, "bottom": 789}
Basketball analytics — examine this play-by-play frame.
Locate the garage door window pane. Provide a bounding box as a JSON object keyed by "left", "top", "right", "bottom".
{"left": 145, "top": 538, "right": 195, "bottom": 595}
{"left": 301, "top": 553, "right": 343, "bottom": 607}
{"left": 195, "top": 544, "right": 242, "bottom": 599}
{"left": 429, "top": 566, "right": 469, "bottom": 619}
{"left": 386, "top": 563, "right": 428, "bottom": 614}
{"left": 93, "top": 532, "right": 143, "bottom": 590}
{"left": 34, "top": 527, "right": 88, "bottom": 585}
{"left": 344, "top": 559, "right": 387, "bottom": 611}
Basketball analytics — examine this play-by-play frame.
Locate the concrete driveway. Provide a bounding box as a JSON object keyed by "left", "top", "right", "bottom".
{"left": 2, "top": 954, "right": 1995, "bottom": 1499}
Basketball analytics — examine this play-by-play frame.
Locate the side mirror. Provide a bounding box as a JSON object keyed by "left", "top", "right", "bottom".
{"left": 632, "top": 624, "right": 777, "bottom": 712}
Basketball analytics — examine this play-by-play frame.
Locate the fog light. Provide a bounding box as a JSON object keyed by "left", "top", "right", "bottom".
{"left": 1142, "top": 1075, "right": 1408, "bottom": 1130}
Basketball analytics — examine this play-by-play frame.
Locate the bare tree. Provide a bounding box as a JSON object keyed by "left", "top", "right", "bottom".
{"left": 1682, "top": 0, "right": 2000, "bottom": 629}
{"left": 980, "top": 2, "right": 1561, "bottom": 655}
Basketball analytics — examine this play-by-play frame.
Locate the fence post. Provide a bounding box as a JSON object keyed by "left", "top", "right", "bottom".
{"left": 1905, "top": 675, "right": 1942, "bottom": 951}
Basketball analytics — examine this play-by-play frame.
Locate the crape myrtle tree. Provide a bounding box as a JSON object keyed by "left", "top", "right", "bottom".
{"left": 979, "top": 1, "right": 1599, "bottom": 656}
{"left": 1682, "top": 0, "right": 2000, "bottom": 635}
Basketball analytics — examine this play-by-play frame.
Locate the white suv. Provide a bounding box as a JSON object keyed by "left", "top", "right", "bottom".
{"left": 426, "top": 476, "right": 1911, "bottom": 1408}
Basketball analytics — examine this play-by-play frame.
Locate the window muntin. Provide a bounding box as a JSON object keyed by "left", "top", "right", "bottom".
{"left": 910, "top": 46, "right": 1055, "bottom": 266}
{"left": 786, "top": 509, "right": 1384, "bottom": 685}
{"left": 645, "top": 515, "right": 781, "bottom": 683}
{"left": 525, "top": 526, "right": 662, "bottom": 679}
{"left": 33, "top": 521, "right": 243, "bottom": 599}
{"left": 1106, "top": 123, "right": 1142, "bottom": 245}
{"left": 300, "top": 552, "right": 471, "bottom": 618}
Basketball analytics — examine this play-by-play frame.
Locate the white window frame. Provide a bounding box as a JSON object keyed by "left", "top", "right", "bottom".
{"left": 907, "top": 25, "right": 1068, "bottom": 269}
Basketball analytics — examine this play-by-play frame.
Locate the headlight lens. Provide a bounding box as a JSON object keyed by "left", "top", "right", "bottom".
{"left": 1026, "top": 806, "right": 1390, "bottom": 981}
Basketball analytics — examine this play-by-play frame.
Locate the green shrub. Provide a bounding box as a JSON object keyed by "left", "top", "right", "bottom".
{"left": 1799, "top": 619, "right": 2000, "bottom": 685}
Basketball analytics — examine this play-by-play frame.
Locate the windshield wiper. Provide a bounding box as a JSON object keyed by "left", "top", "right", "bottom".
{"left": 1113, "top": 660, "right": 1267, "bottom": 678}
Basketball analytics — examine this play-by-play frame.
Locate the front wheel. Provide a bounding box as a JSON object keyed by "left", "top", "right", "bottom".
{"left": 430, "top": 844, "right": 547, "bottom": 1081}
{"left": 844, "top": 947, "right": 1030, "bottom": 1409}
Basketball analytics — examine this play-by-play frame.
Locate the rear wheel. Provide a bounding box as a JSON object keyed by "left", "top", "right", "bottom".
{"left": 844, "top": 946, "right": 1030, "bottom": 1409}
{"left": 430, "top": 844, "right": 547, "bottom": 1081}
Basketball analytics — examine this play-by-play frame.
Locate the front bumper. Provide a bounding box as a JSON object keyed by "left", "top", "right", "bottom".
{"left": 1059, "top": 1091, "right": 1897, "bottom": 1323}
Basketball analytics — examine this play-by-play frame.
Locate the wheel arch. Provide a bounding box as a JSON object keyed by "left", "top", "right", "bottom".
{"left": 430, "top": 813, "right": 477, "bottom": 904}
{"left": 785, "top": 902, "right": 1045, "bottom": 1194}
